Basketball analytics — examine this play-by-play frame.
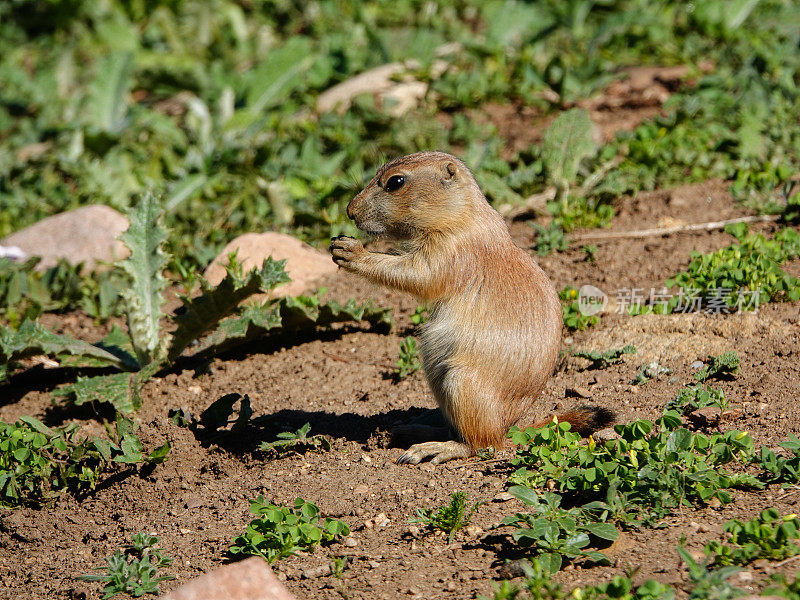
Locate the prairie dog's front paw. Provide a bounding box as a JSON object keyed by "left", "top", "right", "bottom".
{"left": 330, "top": 235, "right": 366, "bottom": 268}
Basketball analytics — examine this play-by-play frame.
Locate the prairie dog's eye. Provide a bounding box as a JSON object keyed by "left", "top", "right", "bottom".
{"left": 385, "top": 175, "right": 405, "bottom": 192}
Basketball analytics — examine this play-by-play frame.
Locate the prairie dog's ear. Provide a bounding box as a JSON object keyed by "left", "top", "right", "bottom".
{"left": 442, "top": 161, "right": 458, "bottom": 183}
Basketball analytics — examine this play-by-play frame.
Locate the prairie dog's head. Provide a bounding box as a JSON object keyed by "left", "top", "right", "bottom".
{"left": 347, "top": 151, "right": 484, "bottom": 240}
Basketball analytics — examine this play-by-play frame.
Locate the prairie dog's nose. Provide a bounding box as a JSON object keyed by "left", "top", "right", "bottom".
{"left": 347, "top": 191, "right": 365, "bottom": 221}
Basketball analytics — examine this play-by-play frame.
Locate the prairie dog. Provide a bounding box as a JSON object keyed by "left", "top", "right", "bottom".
{"left": 330, "top": 151, "right": 611, "bottom": 464}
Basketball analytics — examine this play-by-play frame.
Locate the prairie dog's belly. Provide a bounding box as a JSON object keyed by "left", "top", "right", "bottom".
{"left": 419, "top": 294, "right": 545, "bottom": 383}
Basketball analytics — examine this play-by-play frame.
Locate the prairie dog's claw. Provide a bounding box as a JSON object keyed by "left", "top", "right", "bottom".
{"left": 330, "top": 236, "right": 365, "bottom": 267}
{"left": 396, "top": 441, "right": 471, "bottom": 465}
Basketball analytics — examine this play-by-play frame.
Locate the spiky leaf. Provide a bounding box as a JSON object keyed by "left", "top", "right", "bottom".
{"left": 0, "top": 320, "right": 124, "bottom": 382}
{"left": 119, "top": 194, "right": 170, "bottom": 368}
{"left": 191, "top": 296, "right": 393, "bottom": 357}
{"left": 542, "top": 108, "right": 595, "bottom": 187}
{"left": 53, "top": 372, "right": 142, "bottom": 413}
{"left": 166, "top": 257, "right": 290, "bottom": 363}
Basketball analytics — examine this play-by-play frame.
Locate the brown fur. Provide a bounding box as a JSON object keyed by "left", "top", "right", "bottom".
{"left": 331, "top": 152, "right": 612, "bottom": 459}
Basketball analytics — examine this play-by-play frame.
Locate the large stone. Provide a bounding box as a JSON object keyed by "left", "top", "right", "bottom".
{"left": 160, "top": 557, "right": 296, "bottom": 600}
{"left": 204, "top": 232, "right": 336, "bottom": 297}
{"left": 1, "top": 205, "right": 130, "bottom": 271}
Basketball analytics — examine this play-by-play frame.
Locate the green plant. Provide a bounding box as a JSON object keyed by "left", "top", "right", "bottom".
{"left": 499, "top": 486, "right": 618, "bottom": 573}
{"left": 412, "top": 491, "right": 481, "bottom": 544}
{"left": 631, "top": 362, "right": 671, "bottom": 385}
{"left": 667, "top": 225, "right": 800, "bottom": 312}
{"left": 230, "top": 497, "right": 350, "bottom": 563}
{"left": 259, "top": 423, "right": 331, "bottom": 456}
{"left": 0, "top": 257, "right": 123, "bottom": 325}
{"left": 331, "top": 555, "right": 349, "bottom": 578}
{"left": 531, "top": 220, "right": 568, "bottom": 256}
{"left": 395, "top": 336, "right": 422, "bottom": 379}
{"left": 764, "top": 572, "right": 800, "bottom": 599}
{"left": 481, "top": 556, "right": 674, "bottom": 600}
{"left": 0, "top": 195, "right": 392, "bottom": 411}
{"left": 705, "top": 509, "right": 800, "bottom": 567}
{"left": 758, "top": 435, "right": 800, "bottom": 485}
{"left": 573, "top": 345, "right": 636, "bottom": 370}
{"left": 677, "top": 546, "right": 745, "bottom": 600}
{"left": 582, "top": 245, "right": 599, "bottom": 262}
{"left": 508, "top": 417, "right": 760, "bottom": 525}
{"left": 410, "top": 305, "right": 429, "bottom": 325}
{"left": 695, "top": 352, "right": 741, "bottom": 382}
{"left": 666, "top": 385, "right": 728, "bottom": 415}
{"left": 559, "top": 286, "right": 599, "bottom": 331}
{"left": 79, "top": 532, "right": 174, "bottom": 598}
{"left": 0, "top": 415, "right": 168, "bottom": 508}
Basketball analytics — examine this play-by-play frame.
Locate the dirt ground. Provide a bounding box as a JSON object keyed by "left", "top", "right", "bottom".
{"left": 1, "top": 177, "right": 800, "bottom": 600}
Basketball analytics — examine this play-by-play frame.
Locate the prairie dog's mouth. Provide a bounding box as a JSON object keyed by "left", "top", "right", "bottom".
{"left": 355, "top": 220, "right": 387, "bottom": 237}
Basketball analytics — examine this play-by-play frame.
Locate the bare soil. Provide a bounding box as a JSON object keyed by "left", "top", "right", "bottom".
{"left": 2, "top": 178, "right": 800, "bottom": 600}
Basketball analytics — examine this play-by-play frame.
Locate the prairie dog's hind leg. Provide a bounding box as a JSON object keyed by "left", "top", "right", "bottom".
{"left": 395, "top": 370, "right": 503, "bottom": 465}
{"left": 396, "top": 440, "right": 471, "bottom": 465}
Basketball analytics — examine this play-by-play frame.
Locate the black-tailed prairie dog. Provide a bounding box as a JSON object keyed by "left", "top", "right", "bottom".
{"left": 330, "top": 151, "right": 612, "bottom": 464}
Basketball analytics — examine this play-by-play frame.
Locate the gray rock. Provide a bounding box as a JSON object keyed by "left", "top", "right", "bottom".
{"left": 2, "top": 205, "right": 130, "bottom": 271}
{"left": 159, "top": 556, "right": 296, "bottom": 600}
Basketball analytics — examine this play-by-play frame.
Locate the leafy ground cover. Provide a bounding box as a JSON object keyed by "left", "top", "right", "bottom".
{"left": 1, "top": 1, "right": 800, "bottom": 599}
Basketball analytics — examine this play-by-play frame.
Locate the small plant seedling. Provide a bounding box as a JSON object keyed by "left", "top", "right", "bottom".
{"left": 677, "top": 546, "right": 745, "bottom": 600}
{"left": 395, "top": 336, "right": 422, "bottom": 378}
{"left": 480, "top": 556, "right": 673, "bottom": 600}
{"left": 694, "top": 351, "right": 740, "bottom": 382}
{"left": 79, "top": 532, "right": 174, "bottom": 598}
{"left": 666, "top": 385, "right": 728, "bottom": 415}
{"left": 412, "top": 492, "right": 482, "bottom": 543}
{"left": 581, "top": 245, "right": 599, "bottom": 262}
{"left": 230, "top": 497, "right": 350, "bottom": 563}
{"left": 631, "top": 361, "right": 671, "bottom": 385}
{"left": 259, "top": 422, "right": 331, "bottom": 455}
{"left": 410, "top": 305, "right": 429, "bottom": 325}
{"left": 573, "top": 345, "right": 636, "bottom": 369}
{"left": 531, "top": 220, "right": 568, "bottom": 256}
{"left": 559, "top": 287, "right": 599, "bottom": 331}
{"left": 500, "top": 487, "right": 618, "bottom": 573}
{"left": 331, "top": 555, "right": 349, "bottom": 578}
{"left": 759, "top": 435, "right": 800, "bottom": 484}
{"left": 705, "top": 509, "right": 800, "bottom": 566}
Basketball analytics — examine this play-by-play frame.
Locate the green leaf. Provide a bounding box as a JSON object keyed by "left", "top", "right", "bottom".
{"left": 119, "top": 193, "right": 171, "bottom": 368}
{"left": 582, "top": 522, "right": 619, "bottom": 541}
{"left": 542, "top": 108, "right": 595, "bottom": 187}
{"left": 246, "top": 37, "right": 314, "bottom": 114}
{"left": 146, "top": 442, "right": 171, "bottom": 464}
{"left": 508, "top": 485, "right": 540, "bottom": 506}
{"left": 53, "top": 372, "right": 142, "bottom": 413}
{"left": 88, "top": 51, "right": 134, "bottom": 134}
{"left": 166, "top": 257, "right": 290, "bottom": 363}
{"left": 0, "top": 320, "right": 125, "bottom": 378}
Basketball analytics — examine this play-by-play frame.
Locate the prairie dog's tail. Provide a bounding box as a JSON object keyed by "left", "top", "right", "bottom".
{"left": 529, "top": 405, "right": 615, "bottom": 436}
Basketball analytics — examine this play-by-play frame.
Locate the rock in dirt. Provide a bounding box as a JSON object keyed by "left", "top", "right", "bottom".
{"left": 159, "top": 556, "right": 296, "bottom": 600}
{"left": 565, "top": 386, "right": 592, "bottom": 399}
{"left": 1, "top": 205, "right": 130, "bottom": 271}
{"left": 204, "top": 232, "right": 336, "bottom": 297}
{"left": 592, "top": 427, "right": 620, "bottom": 443}
{"left": 688, "top": 406, "right": 742, "bottom": 428}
